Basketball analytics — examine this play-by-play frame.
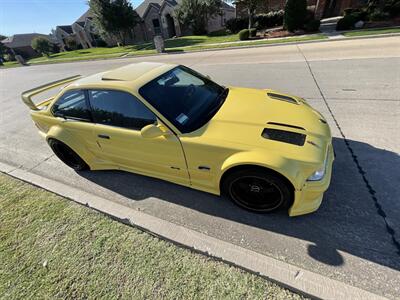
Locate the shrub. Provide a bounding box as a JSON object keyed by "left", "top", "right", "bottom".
{"left": 336, "top": 15, "right": 357, "bottom": 30}
{"left": 351, "top": 10, "right": 368, "bottom": 21}
{"left": 249, "top": 28, "right": 257, "bottom": 37}
{"left": 65, "top": 38, "right": 78, "bottom": 51}
{"left": 31, "top": 37, "right": 52, "bottom": 57}
{"left": 254, "top": 10, "right": 284, "bottom": 29}
{"left": 238, "top": 29, "right": 250, "bottom": 40}
{"left": 369, "top": 9, "right": 390, "bottom": 21}
{"left": 305, "top": 9, "right": 315, "bottom": 23}
{"left": 383, "top": 0, "right": 400, "bottom": 16}
{"left": 389, "top": 1, "right": 400, "bottom": 16}
{"left": 4, "top": 53, "right": 15, "bottom": 62}
{"left": 344, "top": 8, "right": 355, "bottom": 15}
{"left": 95, "top": 39, "right": 108, "bottom": 47}
{"left": 305, "top": 19, "right": 321, "bottom": 32}
{"left": 226, "top": 17, "right": 248, "bottom": 34}
{"left": 284, "top": 0, "right": 307, "bottom": 31}
{"left": 52, "top": 43, "right": 60, "bottom": 54}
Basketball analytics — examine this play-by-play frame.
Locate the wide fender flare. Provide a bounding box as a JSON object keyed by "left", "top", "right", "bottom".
{"left": 218, "top": 151, "right": 304, "bottom": 190}
{"left": 46, "top": 125, "right": 95, "bottom": 167}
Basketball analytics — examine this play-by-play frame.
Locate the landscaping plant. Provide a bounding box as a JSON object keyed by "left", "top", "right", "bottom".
{"left": 234, "top": 0, "right": 265, "bottom": 29}
{"left": 176, "top": 0, "right": 223, "bottom": 35}
{"left": 31, "top": 37, "right": 53, "bottom": 57}
{"left": 90, "top": 0, "right": 140, "bottom": 45}
{"left": 238, "top": 28, "right": 250, "bottom": 40}
{"left": 284, "top": 0, "right": 307, "bottom": 32}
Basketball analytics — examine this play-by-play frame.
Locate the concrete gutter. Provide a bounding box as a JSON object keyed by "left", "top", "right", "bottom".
{"left": 0, "top": 161, "right": 387, "bottom": 300}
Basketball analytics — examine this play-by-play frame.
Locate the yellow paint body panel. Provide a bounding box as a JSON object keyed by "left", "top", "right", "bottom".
{"left": 24, "top": 62, "right": 334, "bottom": 216}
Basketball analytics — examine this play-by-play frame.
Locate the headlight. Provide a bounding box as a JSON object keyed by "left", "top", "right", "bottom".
{"left": 307, "top": 158, "right": 328, "bottom": 181}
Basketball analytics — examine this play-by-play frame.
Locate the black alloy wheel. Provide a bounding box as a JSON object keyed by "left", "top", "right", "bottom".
{"left": 48, "top": 139, "right": 89, "bottom": 171}
{"left": 223, "top": 169, "right": 292, "bottom": 213}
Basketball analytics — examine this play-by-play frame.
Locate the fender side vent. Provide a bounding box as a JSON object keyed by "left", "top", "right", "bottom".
{"left": 267, "top": 93, "right": 298, "bottom": 104}
{"left": 262, "top": 128, "right": 306, "bottom": 146}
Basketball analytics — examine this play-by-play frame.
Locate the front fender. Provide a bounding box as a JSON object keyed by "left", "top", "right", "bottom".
{"left": 218, "top": 150, "right": 305, "bottom": 190}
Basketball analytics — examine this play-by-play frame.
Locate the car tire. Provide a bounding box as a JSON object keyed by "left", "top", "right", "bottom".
{"left": 222, "top": 168, "right": 292, "bottom": 213}
{"left": 48, "top": 139, "right": 89, "bottom": 171}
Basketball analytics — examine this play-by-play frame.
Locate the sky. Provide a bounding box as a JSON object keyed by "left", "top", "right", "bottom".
{"left": 0, "top": 0, "right": 142, "bottom": 36}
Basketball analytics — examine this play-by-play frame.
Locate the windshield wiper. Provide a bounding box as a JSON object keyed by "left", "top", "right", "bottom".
{"left": 207, "top": 87, "right": 229, "bottom": 117}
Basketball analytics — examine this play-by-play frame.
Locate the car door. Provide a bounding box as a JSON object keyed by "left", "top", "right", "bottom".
{"left": 88, "top": 89, "right": 189, "bottom": 185}
{"left": 51, "top": 89, "right": 98, "bottom": 155}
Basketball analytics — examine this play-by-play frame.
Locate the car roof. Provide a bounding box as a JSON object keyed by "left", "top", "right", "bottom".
{"left": 70, "top": 62, "right": 177, "bottom": 89}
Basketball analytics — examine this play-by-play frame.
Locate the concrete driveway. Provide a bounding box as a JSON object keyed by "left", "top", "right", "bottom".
{"left": 1, "top": 36, "right": 399, "bottom": 298}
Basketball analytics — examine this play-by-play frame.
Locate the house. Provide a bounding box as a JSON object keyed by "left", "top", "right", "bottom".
{"left": 1, "top": 33, "right": 50, "bottom": 59}
{"left": 314, "top": 0, "right": 365, "bottom": 19}
{"left": 135, "top": 0, "right": 235, "bottom": 40}
{"left": 53, "top": 10, "right": 101, "bottom": 50}
{"left": 53, "top": 0, "right": 235, "bottom": 49}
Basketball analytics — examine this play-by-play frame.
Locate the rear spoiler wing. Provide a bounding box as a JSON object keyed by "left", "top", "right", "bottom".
{"left": 21, "top": 75, "right": 82, "bottom": 110}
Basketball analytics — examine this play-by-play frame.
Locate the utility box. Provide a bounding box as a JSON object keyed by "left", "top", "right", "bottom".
{"left": 15, "top": 55, "right": 27, "bottom": 66}
{"left": 154, "top": 35, "right": 165, "bottom": 53}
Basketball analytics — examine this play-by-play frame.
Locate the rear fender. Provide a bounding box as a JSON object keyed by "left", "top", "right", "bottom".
{"left": 46, "top": 125, "right": 96, "bottom": 168}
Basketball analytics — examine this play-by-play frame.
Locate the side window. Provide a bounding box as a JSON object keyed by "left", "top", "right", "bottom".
{"left": 89, "top": 90, "right": 157, "bottom": 130}
{"left": 52, "top": 90, "right": 91, "bottom": 121}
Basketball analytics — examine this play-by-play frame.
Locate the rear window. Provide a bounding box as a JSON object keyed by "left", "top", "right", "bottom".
{"left": 52, "top": 90, "right": 91, "bottom": 121}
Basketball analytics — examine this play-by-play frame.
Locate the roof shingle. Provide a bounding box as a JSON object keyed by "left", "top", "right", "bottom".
{"left": 1, "top": 33, "right": 49, "bottom": 48}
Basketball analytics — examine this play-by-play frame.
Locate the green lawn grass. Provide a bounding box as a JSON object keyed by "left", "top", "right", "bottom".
{"left": 27, "top": 34, "right": 239, "bottom": 64}
{"left": 1, "top": 33, "right": 325, "bottom": 68}
{"left": 343, "top": 27, "right": 400, "bottom": 37}
{"left": 1, "top": 61, "right": 19, "bottom": 68}
{"left": 0, "top": 173, "right": 304, "bottom": 299}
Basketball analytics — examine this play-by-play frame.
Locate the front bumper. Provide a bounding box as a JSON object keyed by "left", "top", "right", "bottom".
{"left": 288, "top": 144, "right": 335, "bottom": 216}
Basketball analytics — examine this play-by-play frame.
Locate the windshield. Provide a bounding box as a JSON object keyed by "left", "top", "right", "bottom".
{"left": 139, "top": 66, "right": 228, "bottom": 133}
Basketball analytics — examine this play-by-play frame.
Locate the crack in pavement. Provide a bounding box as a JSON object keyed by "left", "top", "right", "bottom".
{"left": 296, "top": 45, "right": 400, "bottom": 256}
{"left": 26, "top": 154, "right": 55, "bottom": 172}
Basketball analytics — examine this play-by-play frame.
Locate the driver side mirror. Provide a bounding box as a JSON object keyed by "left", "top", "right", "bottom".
{"left": 141, "top": 124, "right": 171, "bottom": 139}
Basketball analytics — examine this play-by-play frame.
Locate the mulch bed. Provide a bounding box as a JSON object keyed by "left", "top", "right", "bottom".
{"left": 363, "top": 16, "right": 400, "bottom": 28}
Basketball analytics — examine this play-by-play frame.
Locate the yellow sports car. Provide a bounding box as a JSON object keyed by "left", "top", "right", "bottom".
{"left": 22, "top": 62, "right": 334, "bottom": 216}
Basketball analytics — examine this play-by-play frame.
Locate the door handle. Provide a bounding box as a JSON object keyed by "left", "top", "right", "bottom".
{"left": 98, "top": 134, "right": 110, "bottom": 139}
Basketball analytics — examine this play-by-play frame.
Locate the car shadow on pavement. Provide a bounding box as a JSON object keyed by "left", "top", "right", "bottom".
{"left": 78, "top": 137, "right": 400, "bottom": 271}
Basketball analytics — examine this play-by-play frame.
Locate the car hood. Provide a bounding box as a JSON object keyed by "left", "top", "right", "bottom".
{"left": 191, "top": 87, "right": 332, "bottom": 162}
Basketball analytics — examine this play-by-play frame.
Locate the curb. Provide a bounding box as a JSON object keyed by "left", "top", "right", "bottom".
{"left": 0, "top": 161, "right": 387, "bottom": 300}
{"left": 2, "top": 32, "right": 399, "bottom": 69}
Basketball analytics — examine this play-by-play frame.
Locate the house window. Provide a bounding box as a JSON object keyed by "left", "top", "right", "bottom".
{"left": 152, "top": 19, "right": 161, "bottom": 35}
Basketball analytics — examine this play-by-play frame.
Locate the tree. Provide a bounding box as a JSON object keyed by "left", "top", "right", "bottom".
{"left": 89, "top": 0, "right": 140, "bottom": 45}
{"left": 234, "top": 0, "right": 264, "bottom": 29}
{"left": 283, "top": 0, "right": 307, "bottom": 32}
{"left": 176, "top": 0, "right": 222, "bottom": 35}
{"left": 31, "top": 37, "right": 52, "bottom": 57}
{"left": 0, "top": 34, "right": 7, "bottom": 64}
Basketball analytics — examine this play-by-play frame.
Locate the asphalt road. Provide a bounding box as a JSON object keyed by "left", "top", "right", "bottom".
{"left": 1, "top": 36, "right": 399, "bottom": 298}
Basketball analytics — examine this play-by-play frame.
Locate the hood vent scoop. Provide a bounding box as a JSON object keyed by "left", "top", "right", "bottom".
{"left": 267, "top": 92, "right": 298, "bottom": 105}
{"left": 262, "top": 128, "right": 306, "bottom": 146}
